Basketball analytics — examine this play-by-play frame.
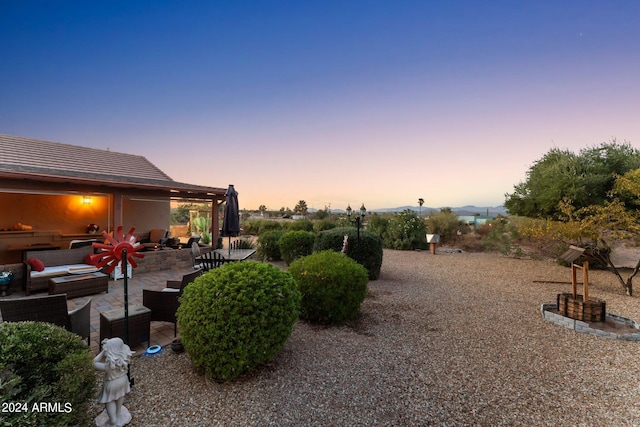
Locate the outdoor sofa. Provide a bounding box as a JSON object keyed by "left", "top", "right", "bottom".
{"left": 24, "top": 245, "right": 99, "bottom": 295}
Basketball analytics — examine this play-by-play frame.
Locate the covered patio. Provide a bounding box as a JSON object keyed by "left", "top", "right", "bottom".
{"left": 0, "top": 134, "right": 228, "bottom": 293}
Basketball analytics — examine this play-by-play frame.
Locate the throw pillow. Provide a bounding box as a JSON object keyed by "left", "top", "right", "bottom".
{"left": 27, "top": 258, "right": 45, "bottom": 272}
{"left": 85, "top": 253, "right": 99, "bottom": 266}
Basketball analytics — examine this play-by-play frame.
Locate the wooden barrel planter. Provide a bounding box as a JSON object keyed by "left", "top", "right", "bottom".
{"left": 557, "top": 293, "right": 606, "bottom": 322}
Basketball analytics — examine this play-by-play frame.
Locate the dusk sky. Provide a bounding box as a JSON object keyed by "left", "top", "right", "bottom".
{"left": 2, "top": 1, "right": 639, "bottom": 211}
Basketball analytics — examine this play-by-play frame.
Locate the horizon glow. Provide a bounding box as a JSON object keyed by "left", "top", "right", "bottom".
{"left": 1, "top": 1, "right": 639, "bottom": 211}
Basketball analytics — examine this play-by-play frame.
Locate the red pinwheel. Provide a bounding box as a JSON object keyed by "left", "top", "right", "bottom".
{"left": 91, "top": 226, "right": 144, "bottom": 274}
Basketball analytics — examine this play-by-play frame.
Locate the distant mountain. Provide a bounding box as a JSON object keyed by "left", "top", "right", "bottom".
{"left": 368, "top": 205, "right": 508, "bottom": 216}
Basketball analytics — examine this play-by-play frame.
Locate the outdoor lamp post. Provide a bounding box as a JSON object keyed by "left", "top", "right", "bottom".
{"left": 346, "top": 204, "right": 366, "bottom": 259}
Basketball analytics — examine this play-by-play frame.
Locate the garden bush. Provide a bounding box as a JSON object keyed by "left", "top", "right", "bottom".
{"left": 278, "top": 230, "right": 316, "bottom": 265}
{"left": 289, "top": 251, "right": 369, "bottom": 324}
{"left": 177, "top": 261, "right": 300, "bottom": 381}
{"left": 284, "top": 218, "right": 314, "bottom": 232}
{"left": 242, "top": 219, "right": 282, "bottom": 236}
{"left": 314, "top": 227, "right": 383, "bottom": 280}
{"left": 0, "top": 322, "right": 95, "bottom": 427}
{"left": 313, "top": 219, "right": 336, "bottom": 232}
{"left": 387, "top": 209, "right": 428, "bottom": 250}
{"left": 257, "top": 230, "right": 286, "bottom": 260}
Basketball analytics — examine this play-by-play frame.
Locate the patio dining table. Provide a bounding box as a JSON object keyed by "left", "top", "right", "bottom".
{"left": 214, "top": 248, "right": 256, "bottom": 261}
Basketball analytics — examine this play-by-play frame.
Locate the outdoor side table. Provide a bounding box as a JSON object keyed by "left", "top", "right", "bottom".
{"left": 100, "top": 304, "right": 151, "bottom": 349}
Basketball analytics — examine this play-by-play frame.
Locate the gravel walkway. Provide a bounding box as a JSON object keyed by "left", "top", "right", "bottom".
{"left": 91, "top": 249, "right": 640, "bottom": 426}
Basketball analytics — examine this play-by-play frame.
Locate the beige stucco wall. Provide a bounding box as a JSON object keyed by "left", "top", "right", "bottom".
{"left": 0, "top": 193, "right": 109, "bottom": 234}
{"left": 122, "top": 197, "right": 170, "bottom": 237}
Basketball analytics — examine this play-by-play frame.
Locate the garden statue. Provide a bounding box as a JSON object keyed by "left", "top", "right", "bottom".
{"left": 94, "top": 337, "right": 134, "bottom": 426}
{"left": 341, "top": 234, "right": 349, "bottom": 253}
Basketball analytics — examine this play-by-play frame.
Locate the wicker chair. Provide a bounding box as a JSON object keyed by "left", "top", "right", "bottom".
{"left": 0, "top": 294, "right": 92, "bottom": 343}
{"left": 142, "top": 268, "right": 203, "bottom": 337}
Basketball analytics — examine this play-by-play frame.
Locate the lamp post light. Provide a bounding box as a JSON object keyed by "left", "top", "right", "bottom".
{"left": 346, "top": 203, "right": 366, "bottom": 260}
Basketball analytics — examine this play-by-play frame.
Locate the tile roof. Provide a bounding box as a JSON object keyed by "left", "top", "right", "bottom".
{"left": 0, "top": 134, "right": 225, "bottom": 197}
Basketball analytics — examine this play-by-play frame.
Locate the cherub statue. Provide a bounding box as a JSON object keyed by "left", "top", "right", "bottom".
{"left": 94, "top": 338, "right": 134, "bottom": 427}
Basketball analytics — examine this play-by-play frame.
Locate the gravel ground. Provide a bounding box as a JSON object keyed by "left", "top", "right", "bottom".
{"left": 91, "top": 249, "right": 640, "bottom": 426}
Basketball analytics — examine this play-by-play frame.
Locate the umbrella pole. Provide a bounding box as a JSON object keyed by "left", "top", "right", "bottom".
{"left": 228, "top": 236, "right": 231, "bottom": 256}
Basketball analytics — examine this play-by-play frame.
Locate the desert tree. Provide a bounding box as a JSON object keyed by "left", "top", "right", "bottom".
{"left": 557, "top": 169, "right": 640, "bottom": 296}
{"left": 294, "top": 200, "right": 308, "bottom": 216}
{"left": 505, "top": 140, "right": 640, "bottom": 219}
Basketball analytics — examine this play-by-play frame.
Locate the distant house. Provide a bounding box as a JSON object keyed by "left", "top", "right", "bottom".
{"left": 458, "top": 215, "right": 493, "bottom": 227}
{"left": 0, "top": 134, "right": 226, "bottom": 264}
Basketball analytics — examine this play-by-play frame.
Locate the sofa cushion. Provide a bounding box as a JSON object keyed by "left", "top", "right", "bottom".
{"left": 30, "top": 264, "right": 98, "bottom": 278}
{"left": 27, "top": 258, "right": 45, "bottom": 272}
{"left": 148, "top": 228, "right": 168, "bottom": 243}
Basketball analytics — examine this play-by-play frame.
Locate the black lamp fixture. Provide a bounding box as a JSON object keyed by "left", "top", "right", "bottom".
{"left": 346, "top": 203, "right": 366, "bottom": 259}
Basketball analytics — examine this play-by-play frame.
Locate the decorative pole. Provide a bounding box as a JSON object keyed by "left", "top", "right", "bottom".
{"left": 91, "top": 226, "right": 144, "bottom": 384}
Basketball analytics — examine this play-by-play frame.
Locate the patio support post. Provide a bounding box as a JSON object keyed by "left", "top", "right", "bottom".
{"left": 212, "top": 197, "right": 223, "bottom": 248}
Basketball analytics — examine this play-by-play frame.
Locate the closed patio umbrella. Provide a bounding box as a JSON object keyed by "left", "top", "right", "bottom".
{"left": 221, "top": 184, "right": 240, "bottom": 255}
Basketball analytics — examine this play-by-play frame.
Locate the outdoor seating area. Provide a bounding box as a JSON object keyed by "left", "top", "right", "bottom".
{"left": 0, "top": 267, "right": 195, "bottom": 354}
{"left": 0, "top": 294, "right": 92, "bottom": 343}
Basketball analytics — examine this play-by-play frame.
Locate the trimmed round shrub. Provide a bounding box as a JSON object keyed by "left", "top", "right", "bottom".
{"left": 177, "top": 261, "right": 300, "bottom": 381}
{"left": 278, "top": 230, "right": 316, "bottom": 265}
{"left": 257, "top": 229, "right": 286, "bottom": 261}
{"left": 314, "top": 227, "right": 384, "bottom": 280}
{"left": 0, "top": 322, "right": 95, "bottom": 427}
{"left": 289, "top": 251, "right": 369, "bottom": 325}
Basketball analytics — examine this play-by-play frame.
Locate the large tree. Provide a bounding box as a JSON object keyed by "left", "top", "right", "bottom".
{"left": 505, "top": 140, "right": 640, "bottom": 218}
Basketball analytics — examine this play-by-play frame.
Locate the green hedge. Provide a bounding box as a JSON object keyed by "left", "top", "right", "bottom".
{"left": 278, "top": 230, "right": 316, "bottom": 265}
{"left": 289, "top": 251, "right": 369, "bottom": 324}
{"left": 314, "top": 227, "right": 383, "bottom": 280}
{"left": 257, "top": 230, "right": 286, "bottom": 261}
{"left": 177, "top": 261, "right": 300, "bottom": 381}
{"left": 0, "top": 322, "right": 95, "bottom": 427}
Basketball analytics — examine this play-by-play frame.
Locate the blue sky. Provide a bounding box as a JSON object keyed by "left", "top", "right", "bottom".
{"left": 2, "top": 1, "right": 639, "bottom": 211}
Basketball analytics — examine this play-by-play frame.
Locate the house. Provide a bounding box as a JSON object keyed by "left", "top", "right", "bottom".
{"left": 0, "top": 134, "right": 227, "bottom": 265}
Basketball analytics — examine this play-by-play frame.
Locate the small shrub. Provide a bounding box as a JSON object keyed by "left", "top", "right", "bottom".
{"left": 279, "top": 230, "right": 316, "bottom": 265}
{"left": 314, "top": 227, "right": 383, "bottom": 280}
{"left": 289, "top": 251, "right": 369, "bottom": 324}
{"left": 387, "top": 209, "right": 428, "bottom": 250}
{"left": 313, "top": 219, "right": 336, "bottom": 233}
{"left": 232, "top": 237, "right": 256, "bottom": 249}
{"left": 285, "top": 218, "right": 314, "bottom": 232}
{"left": 242, "top": 220, "right": 282, "bottom": 236}
{"left": 177, "top": 261, "right": 300, "bottom": 381}
{"left": 257, "top": 230, "right": 286, "bottom": 260}
{"left": 366, "top": 213, "right": 389, "bottom": 241}
{"left": 0, "top": 322, "right": 95, "bottom": 427}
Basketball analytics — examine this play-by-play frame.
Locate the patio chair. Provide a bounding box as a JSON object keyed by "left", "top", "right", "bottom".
{"left": 199, "top": 250, "right": 225, "bottom": 271}
{"left": 191, "top": 242, "right": 205, "bottom": 269}
{"left": 142, "top": 268, "right": 203, "bottom": 337}
{"left": 0, "top": 294, "right": 92, "bottom": 343}
{"left": 185, "top": 235, "right": 201, "bottom": 248}
{"left": 140, "top": 228, "right": 169, "bottom": 250}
